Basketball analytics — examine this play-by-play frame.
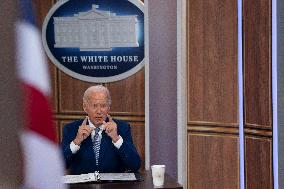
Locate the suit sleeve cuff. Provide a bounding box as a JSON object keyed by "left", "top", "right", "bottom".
{"left": 112, "top": 135, "right": 123, "bottom": 149}
{"left": 70, "top": 141, "right": 80, "bottom": 154}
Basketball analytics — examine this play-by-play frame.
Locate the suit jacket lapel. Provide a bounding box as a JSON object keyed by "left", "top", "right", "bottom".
{"left": 99, "top": 131, "right": 109, "bottom": 168}
{"left": 83, "top": 136, "right": 94, "bottom": 155}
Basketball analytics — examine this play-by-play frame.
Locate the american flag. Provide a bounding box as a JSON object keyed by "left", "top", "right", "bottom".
{"left": 16, "top": 0, "right": 66, "bottom": 188}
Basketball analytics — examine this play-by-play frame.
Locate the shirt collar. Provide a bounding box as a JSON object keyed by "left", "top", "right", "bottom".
{"left": 88, "top": 118, "right": 104, "bottom": 130}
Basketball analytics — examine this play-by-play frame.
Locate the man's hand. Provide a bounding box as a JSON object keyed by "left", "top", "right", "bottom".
{"left": 103, "top": 115, "right": 120, "bottom": 142}
{"left": 73, "top": 116, "right": 94, "bottom": 145}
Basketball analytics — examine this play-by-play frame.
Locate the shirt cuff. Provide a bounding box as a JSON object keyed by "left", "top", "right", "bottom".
{"left": 70, "top": 141, "right": 80, "bottom": 154}
{"left": 112, "top": 135, "right": 123, "bottom": 149}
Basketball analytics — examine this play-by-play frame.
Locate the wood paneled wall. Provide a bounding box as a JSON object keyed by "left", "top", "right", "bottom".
{"left": 187, "top": 0, "right": 239, "bottom": 188}
{"left": 32, "top": 0, "right": 145, "bottom": 170}
{"left": 243, "top": 0, "right": 273, "bottom": 188}
{"left": 187, "top": 0, "right": 274, "bottom": 188}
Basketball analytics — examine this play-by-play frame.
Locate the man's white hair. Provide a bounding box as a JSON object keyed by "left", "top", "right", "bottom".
{"left": 83, "top": 85, "right": 112, "bottom": 104}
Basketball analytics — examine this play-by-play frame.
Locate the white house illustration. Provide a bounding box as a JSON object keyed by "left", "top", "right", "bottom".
{"left": 53, "top": 5, "right": 139, "bottom": 51}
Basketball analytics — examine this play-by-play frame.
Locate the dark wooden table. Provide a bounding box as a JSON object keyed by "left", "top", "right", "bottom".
{"left": 69, "top": 171, "right": 183, "bottom": 189}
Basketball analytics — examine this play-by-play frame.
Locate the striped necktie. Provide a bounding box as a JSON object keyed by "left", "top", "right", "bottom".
{"left": 92, "top": 127, "right": 101, "bottom": 166}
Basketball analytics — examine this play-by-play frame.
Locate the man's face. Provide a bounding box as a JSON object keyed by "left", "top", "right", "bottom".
{"left": 83, "top": 92, "right": 110, "bottom": 127}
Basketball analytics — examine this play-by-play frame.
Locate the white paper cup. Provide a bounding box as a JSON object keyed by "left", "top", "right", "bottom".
{"left": 151, "top": 165, "right": 166, "bottom": 186}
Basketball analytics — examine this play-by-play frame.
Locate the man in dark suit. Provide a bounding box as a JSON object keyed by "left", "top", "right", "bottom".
{"left": 61, "top": 85, "right": 141, "bottom": 174}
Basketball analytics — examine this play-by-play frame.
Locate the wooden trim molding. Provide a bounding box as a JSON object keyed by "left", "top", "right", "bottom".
{"left": 187, "top": 125, "right": 239, "bottom": 135}
{"left": 55, "top": 113, "right": 145, "bottom": 123}
{"left": 244, "top": 128, "right": 272, "bottom": 138}
{"left": 54, "top": 112, "right": 145, "bottom": 116}
{"left": 187, "top": 125, "right": 272, "bottom": 137}
{"left": 245, "top": 122, "right": 272, "bottom": 130}
{"left": 188, "top": 121, "right": 239, "bottom": 128}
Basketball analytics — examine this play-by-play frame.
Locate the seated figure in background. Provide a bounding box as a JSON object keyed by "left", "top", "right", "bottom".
{"left": 61, "top": 85, "right": 141, "bottom": 174}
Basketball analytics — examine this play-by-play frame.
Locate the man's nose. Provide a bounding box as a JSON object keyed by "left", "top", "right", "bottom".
{"left": 95, "top": 106, "right": 102, "bottom": 113}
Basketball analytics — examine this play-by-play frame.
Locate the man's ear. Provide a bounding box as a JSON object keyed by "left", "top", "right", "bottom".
{"left": 83, "top": 102, "right": 87, "bottom": 113}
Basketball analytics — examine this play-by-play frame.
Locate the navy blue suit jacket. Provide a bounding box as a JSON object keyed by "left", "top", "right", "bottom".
{"left": 61, "top": 119, "right": 141, "bottom": 174}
